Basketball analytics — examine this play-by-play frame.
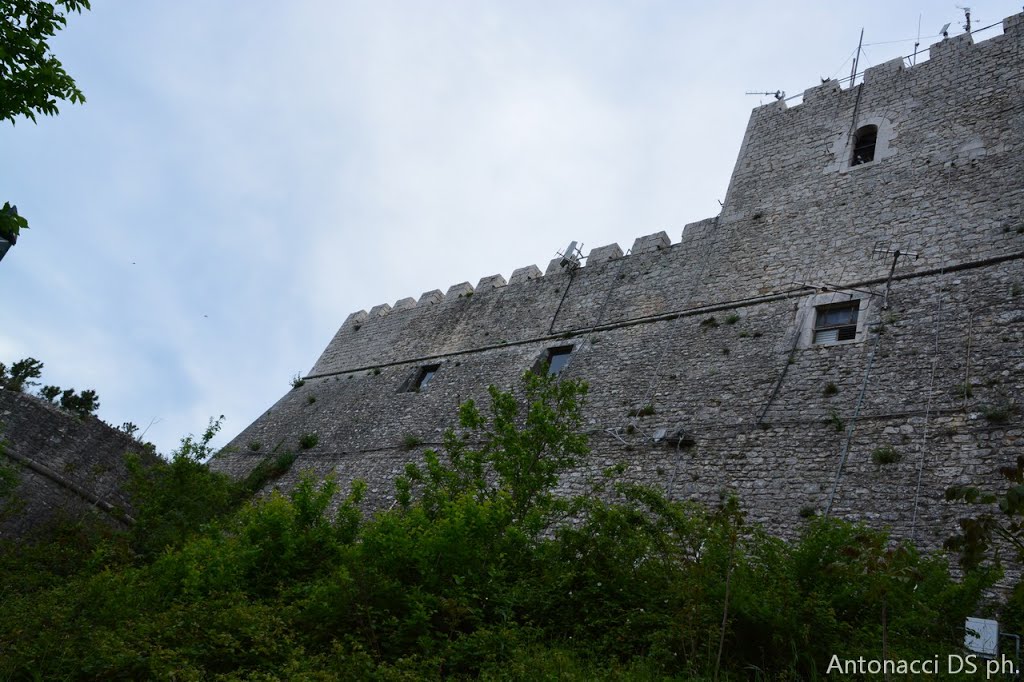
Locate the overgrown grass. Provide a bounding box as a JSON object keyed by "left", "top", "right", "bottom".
{"left": 871, "top": 446, "right": 901, "bottom": 465}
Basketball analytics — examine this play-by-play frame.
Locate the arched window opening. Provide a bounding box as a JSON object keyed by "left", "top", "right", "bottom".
{"left": 851, "top": 125, "right": 878, "bottom": 166}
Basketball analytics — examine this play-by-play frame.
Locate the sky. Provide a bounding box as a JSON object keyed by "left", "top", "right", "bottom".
{"left": 2, "top": 1, "right": 1021, "bottom": 456}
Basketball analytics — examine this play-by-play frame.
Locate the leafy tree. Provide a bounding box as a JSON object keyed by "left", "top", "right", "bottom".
{"left": 0, "top": 201, "right": 27, "bottom": 242}
{"left": 946, "top": 456, "right": 1024, "bottom": 574}
{"left": 0, "top": 356, "right": 43, "bottom": 392}
{"left": 0, "top": 0, "right": 90, "bottom": 124}
{"left": 58, "top": 386, "right": 99, "bottom": 416}
{"left": 118, "top": 421, "right": 139, "bottom": 437}
{"left": 1, "top": 0, "right": 91, "bottom": 240}
{"left": 125, "top": 416, "right": 237, "bottom": 558}
{"left": 0, "top": 374, "right": 993, "bottom": 680}
{"left": 38, "top": 384, "right": 61, "bottom": 402}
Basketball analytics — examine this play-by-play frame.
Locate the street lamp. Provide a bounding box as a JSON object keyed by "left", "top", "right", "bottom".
{"left": 0, "top": 204, "right": 20, "bottom": 263}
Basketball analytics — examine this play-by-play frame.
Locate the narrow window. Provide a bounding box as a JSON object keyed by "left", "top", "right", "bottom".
{"left": 813, "top": 302, "right": 859, "bottom": 344}
{"left": 406, "top": 364, "right": 440, "bottom": 392}
{"left": 545, "top": 346, "right": 573, "bottom": 375}
{"left": 851, "top": 125, "right": 878, "bottom": 166}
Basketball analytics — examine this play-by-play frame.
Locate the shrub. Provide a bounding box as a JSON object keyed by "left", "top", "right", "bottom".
{"left": 400, "top": 434, "right": 423, "bottom": 451}
{"left": 725, "top": 313, "right": 740, "bottom": 325}
{"left": 0, "top": 375, "right": 995, "bottom": 681}
{"left": 871, "top": 446, "right": 901, "bottom": 465}
{"left": 627, "top": 404, "right": 656, "bottom": 418}
{"left": 982, "top": 403, "right": 1012, "bottom": 424}
{"left": 290, "top": 374, "right": 305, "bottom": 389}
{"left": 0, "top": 357, "right": 43, "bottom": 392}
{"left": 700, "top": 316, "right": 718, "bottom": 329}
{"left": 299, "top": 433, "right": 319, "bottom": 450}
{"left": 59, "top": 388, "right": 100, "bottom": 417}
{"left": 823, "top": 381, "right": 838, "bottom": 397}
{"left": 39, "top": 384, "right": 61, "bottom": 402}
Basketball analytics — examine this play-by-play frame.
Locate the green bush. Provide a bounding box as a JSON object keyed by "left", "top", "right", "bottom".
{"left": 0, "top": 374, "right": 994, "bottom": 680}
{"left": 871, "top": 446, "right": 901, "bottom": 465}
{"left": 627, "top": 404, "right": 655, "bottom": 418}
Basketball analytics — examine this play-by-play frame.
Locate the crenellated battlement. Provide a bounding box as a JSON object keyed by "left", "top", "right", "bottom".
{"left": 756, "top": 13, "right": 1022, "bottom": 119}
{"left": 214, "top": 12, "right": 1024, "bottom": 573}
{"left": 333, "top": 12, "right": 1024, "bottom": 341}
{"left": 338, "top": 222, "right": 715, "bottom": 329}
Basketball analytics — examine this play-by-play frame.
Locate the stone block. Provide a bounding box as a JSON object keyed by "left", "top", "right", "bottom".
{"left": 1004, "top": 12, "right": 1024, "bottom": 37}
{"left": 344, "top": 310, "right": 368, "bottom": 327}
{"left": 929, "top": 32, "right": 973, "bottom": 62}
{"left": 446, "top": 282, "right": 474, "bottom": 298}
{"left": 508, "top": 265, "right": 542, "bottom": 284}
{"left": 587, "top": 243, "right": 623, "bottom": 263}
{"left": 476, "top": 274, "right": 507, "bottom": 290}
{"left": 417, "top": 290, "right": 444, "bottom": 306}
{"left": 802, "top": 79, "right": 840, "bottom": 104}
{"left": 392, "top": 297, "right": 417, "bottom": 311}
{"left": 862, "top": 57, "right": 904, "bottom": 84}
{"left": 630, "top": 231, "right": 671, "bottom": 255}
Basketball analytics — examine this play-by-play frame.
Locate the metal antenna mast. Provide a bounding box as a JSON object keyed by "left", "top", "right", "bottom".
{"left": 872, "top": 242, "right": 920, "bottom": 310}
{"left": 849, "top": 28, "right": 864, "bottom": 84}
{"left": 744, "top": 90, "right": 786, "bottom": 101}
{"left": 957, "top": 5, "right": 972, "bottom": 33}
{"left": 913, "top": 14, "right": 922, "bottom": 65}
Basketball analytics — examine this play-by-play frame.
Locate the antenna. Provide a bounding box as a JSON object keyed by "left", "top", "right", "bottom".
{"left": 872, "top": 242, "right": 921, "bottom": 309}
{"left": 849, "top": 28, "right": 864, "bottom": 85}
{"left": 957, "top": 6, "right": 971, "bottom": 33}
{"left": 912, "top": 13, "right": 922, "bottom": 65}
{"left": 557, "top": 240, "right": 583, "bottom": 270}
{"left": 872, "top": 242, "right": 920, "bottom": 262}
{"left": 940, "top": 22, "right": 951, "bottom": 38}
{"left": 744, "top": 90, "right": 786, "bottom": 101}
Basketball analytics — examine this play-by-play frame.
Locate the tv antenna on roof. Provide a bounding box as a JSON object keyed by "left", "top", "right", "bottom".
{"left": 912, "top": 13, "right": 922, "bottom": 65}
{"left": 957, "top": 6, "right": 972, "bottom": 33}
{"left": 556, "top": 240, "right": 583, "bottom": 270}
{"left": 745, "top": 90, "right": 786, "bottom": 101}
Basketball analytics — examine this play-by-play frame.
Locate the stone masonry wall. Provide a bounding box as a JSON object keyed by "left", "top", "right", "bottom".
{"left": 0, "top": 390, "right": 154, "bottom": 539}
{"left": 212, "top": 14, "right": 1024, "bottom": 559}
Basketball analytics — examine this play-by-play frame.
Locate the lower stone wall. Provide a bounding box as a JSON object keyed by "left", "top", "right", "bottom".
{"left": 0, "top": 390, "right": 154, "bottom": 539}
{"left": 212, "top": 256, "right": 1024, "bottom": 565}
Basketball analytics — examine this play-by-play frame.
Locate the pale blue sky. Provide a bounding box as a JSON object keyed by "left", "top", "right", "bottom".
{"left": 2, "top": 1, "right": 1020, "bottom": 454}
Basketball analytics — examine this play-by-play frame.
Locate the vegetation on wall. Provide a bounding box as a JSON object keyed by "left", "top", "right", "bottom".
{"left": 1, "top": 356, "right": 101, "bottom": 417}
{"left": 0, "top": 373, "right": 1006, "bottom": 680}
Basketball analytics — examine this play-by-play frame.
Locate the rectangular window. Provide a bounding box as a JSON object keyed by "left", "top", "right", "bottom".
{"left": 546, "top": 346, "right": 573, "bottom": 375}
{"left": 813, "top": 302, "right": 859, "bottom": 344}
{"left": 406, "top": 364, "right": 440, "bottom": 392}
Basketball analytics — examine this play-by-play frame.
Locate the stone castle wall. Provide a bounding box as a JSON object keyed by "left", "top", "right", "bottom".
{"left": 212, "top": 14, "right": 1024, "bottom": 555}
{"left": 0, "top": 390, "right": 154, "bottom": 539}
